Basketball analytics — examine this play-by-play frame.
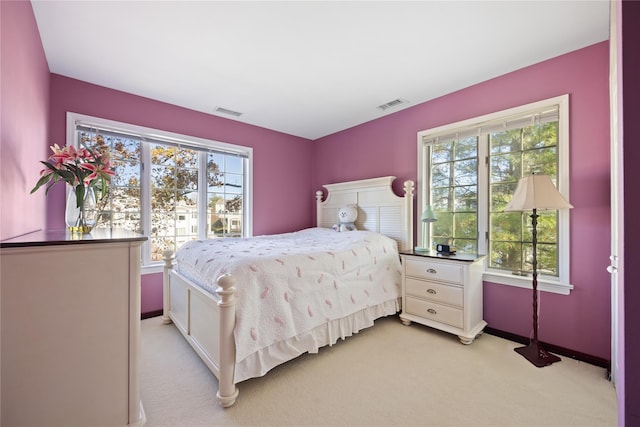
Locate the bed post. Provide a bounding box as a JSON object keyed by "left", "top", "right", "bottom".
{"left": 216, "top": 274, "right": 239, "bottom": 407}
{"left": 162, "top": 250, "right": 174, "bottom": 325}
{"left": 403, "top": 180, "right": 415, "bottom": 251}
{"left": 315, "top": 190, "right": 324, "bottom": 227}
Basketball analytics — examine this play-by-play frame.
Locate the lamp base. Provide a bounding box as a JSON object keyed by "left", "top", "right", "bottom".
{"left": 514, "top": 341, "right": 561, "bottom": 367}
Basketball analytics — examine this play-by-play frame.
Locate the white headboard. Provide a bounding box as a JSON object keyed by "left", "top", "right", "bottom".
{"left": 315, "top": 176, "right": 414, "bottom": 251}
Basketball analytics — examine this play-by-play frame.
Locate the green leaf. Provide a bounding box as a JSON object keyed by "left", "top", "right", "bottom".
{"left": 44, "top": 182, "right": 57, "bottom": 196}
{"left": 30, "top": 173, "right": 53, "bottom": 194}
{"left": 56, "top": 169, "right": 75, "bottom": 183}
{"left": 74, "top": 185, "right": 85, "bottom": 209}
{"left": 101, "top": 178, "right": 107, "bottom": 200}
{"left": 41, "top": 161, "right": 58, "bottom": 172}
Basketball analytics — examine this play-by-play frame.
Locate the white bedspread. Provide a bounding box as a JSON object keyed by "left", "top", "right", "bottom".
{"left": 175, "top": 227, "right": 402, "bottom": 381}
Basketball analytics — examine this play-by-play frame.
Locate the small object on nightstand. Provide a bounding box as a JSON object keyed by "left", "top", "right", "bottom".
{"left": 436, "top": 244, "right": 456, "bottom": 255}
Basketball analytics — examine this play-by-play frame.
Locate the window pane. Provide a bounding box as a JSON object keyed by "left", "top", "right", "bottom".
{"left": 454, "top": 185, "right": 477, "bottom": 212}
{"left": 489, "top": 117, "right": 559, "bottom": 276}
{"left": 536, "top": 211, "right": 558, "bottom": 244}
{"left": 454, "top": 137, "right": 477, "bottom": 160}
{"left": 151, "top": 165, "right": 175, "bottom": 189}
{"left": 112, "top": 137, "right": 141, "bottom": 158}
{"left": 177, "top": 168, "right": 198, "bottom": 191}
{"left": 110, "top": 160, "right": 139, "bottom": 186}
{"left": 225, "top": 156, "right": 243, "bottom": 174}
{"left": 431, "top": 187, "right": 452, "bottom": 211}
{"left": 453, "top": 239, "right": 477, "bottom": 254}
{"left": 490, "top": 212, "right": 521, "bottom": 241}
{"left": 428, "top": 137, "right": 478, "bottom": 254}
{"left": 82, "top": 131, "right": 142, "bottom": 233}
{"left": 490, "top": 129, "right": 521, "bottom": 154}
{"left": 151, "top": 145, "right": 175, "bottom": 167}
{"left": 490, "top": 153, "right": 522, "bottom": 184}
{"left": 208, "top": 193, "right": 243, "bottom": 237}
{"left": 152, "top": 189, "right": 176, "bottom": 209}
{"left": 454, "top": 213, "right": 476, "bottom": 239}
{"left": 537, "top": 243, "right": 558, "bottom": 275}
{"left": 176, "top": 146, "right": 198, "bottom": 168}
{"left": 523, "top": 147, "right": 556, "bottom": 175}
{"left": 224, "top": 173, "right": 243, "bottom": 194}
{"left": 490, "top": 241, "right": 522, "bottom": 271}
{"left": 431, "top": 141, "right": 453, "bottom": 163}
{"left": 431, "top": 212, "right": 452, "bottom": 245}
{"left": 110, "top": 188, "right": 141, "bottom": 212}
{"left": 207, "top": 154, "right": 224, "bottom": 189}
{"left": 151, "top": 236, "right": 175, "bottom": 262}
{"left": 431, "top": 163, "right": 451, "bottom": 188}
{"left": 490, "top": 182, "right": 518, "bottom": 211}
{"left": 523, "top": 122, "right": 557, "bottom": 150}
{"left": 453, "top": 159, "right": 477, "bottom": 186}
{"left": 110, "top": 212, "right": 141, "bottom": 233}
{"left": 206, "top": 153, "right": 245, "bottom": 238}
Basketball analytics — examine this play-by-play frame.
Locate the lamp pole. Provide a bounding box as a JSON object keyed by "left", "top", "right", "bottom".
{"left": 531, "top": 208, "right": 539, "bottom": 344}
{"left": 514, "top": 207, "right": 561, "bottom": 366}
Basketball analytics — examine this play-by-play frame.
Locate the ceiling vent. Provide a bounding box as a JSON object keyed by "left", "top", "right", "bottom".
{"left": 377, "top": 98, "right": 409, "bottom": 111}
{"left": 215, "top": 107, "right": 243, "bottom": 117}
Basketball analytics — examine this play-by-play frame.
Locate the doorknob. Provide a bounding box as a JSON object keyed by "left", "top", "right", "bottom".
{"left": 607, "top": 265, "right": 617, "bottom": 274}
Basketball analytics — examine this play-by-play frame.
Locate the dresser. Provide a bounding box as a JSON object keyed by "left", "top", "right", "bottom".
{"left": 1, "top": 229, "right": 147, "bottom": 427}
{"left": 400, "top": 250, "right": 486, "bottom": 344}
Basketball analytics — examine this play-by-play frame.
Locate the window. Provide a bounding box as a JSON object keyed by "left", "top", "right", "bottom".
{"left": 417, "top": 95, "right": 571, "bottom": 294}
{"left": 67, "top": 113, "right": 253, "bottom": 271}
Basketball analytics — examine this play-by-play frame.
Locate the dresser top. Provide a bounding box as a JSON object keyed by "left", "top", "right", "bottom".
{"left": 399, "top": 249, "right": 485, "bottom": 262}
{"left": 1, "top": 228, "right": 147, "bottom": 248}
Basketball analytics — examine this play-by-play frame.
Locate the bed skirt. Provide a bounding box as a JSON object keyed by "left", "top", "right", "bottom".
{"left": 234, "top": 298, "right": 400, "bottom": 383}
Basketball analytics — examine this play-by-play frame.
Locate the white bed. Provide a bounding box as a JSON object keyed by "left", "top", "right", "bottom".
{"left": 162, "top": 176, "right": 414, "bottom": 407}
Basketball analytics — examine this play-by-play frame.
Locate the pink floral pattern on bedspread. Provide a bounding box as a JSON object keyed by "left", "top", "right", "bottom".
{"left": 175, "top": 227, "right": 402, "bottom": 364}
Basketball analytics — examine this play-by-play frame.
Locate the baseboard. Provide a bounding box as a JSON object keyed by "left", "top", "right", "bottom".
{"left": 141, "top": 309, "right": 163, "bottom": 320}
{"left": 484, "top": 327, "right": 611, "bottom": 372}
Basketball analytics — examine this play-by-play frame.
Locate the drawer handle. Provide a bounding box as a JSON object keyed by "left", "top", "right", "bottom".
{"left": 426, "top": 289, "right": 437, "bottom": 294}
{"left": 427, "top": 308, "right": 437, "bottom": 315}
{"left": 426, "top": 268, "right": 437, "bottom": 274}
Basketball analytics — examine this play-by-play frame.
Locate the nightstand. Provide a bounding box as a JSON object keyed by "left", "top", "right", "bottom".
{"left": 399, "top": 250, "right": 487, "bottom": 344}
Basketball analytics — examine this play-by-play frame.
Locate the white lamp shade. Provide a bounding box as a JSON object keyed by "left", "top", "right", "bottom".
{"left": 504, "top": 174, "right": 573, "bottom": 211}
{"left": 421, "top": 205, "right": 437, "bottom": 222}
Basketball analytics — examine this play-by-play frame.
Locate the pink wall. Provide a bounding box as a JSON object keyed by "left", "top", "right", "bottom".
{"left": 0, "top": 0, "right": 50, "bottom": 240}
{"left": 313, "top": 42, "right": 612, "bottom": 361}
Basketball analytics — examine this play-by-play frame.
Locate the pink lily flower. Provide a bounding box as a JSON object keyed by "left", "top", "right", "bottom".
{"left": 81, "top": 162, "right": 115, "bottom": 183}
{"left": 32, "top": 142, "right": 115, "bottom": 199}
{"left": 49, "top": 149, "right": 73, "bottom": 165}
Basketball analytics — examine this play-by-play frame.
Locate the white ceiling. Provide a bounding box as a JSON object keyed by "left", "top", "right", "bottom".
{"left": 31, "top": 1, "right": 610, "bottom": 140}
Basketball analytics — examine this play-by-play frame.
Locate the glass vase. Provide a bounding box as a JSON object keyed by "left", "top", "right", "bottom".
{"left": 65, "top": 186, "right": 98, "bottom": 234}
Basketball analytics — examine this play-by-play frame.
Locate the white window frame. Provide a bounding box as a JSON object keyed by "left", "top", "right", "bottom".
{"left": 417, "top": 95, "right": 572, "bottom": 295}
{"left": 66, "top": 112, "right": 254, "bottom": 274}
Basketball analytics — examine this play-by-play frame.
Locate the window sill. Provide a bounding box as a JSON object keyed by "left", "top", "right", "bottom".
{"left": 482, "top": 270, "right": 573, "bottom": 295}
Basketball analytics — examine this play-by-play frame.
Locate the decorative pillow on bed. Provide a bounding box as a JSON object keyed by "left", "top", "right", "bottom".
{"left": 332, "top": 204, "right": 358, "bottom": 232}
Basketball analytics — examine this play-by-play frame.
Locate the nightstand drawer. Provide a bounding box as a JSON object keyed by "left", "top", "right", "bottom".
{"left": 404, "top": 258, "right": 463, "bottom": 284}
{"left": 405, "top": 278, "right": 463, "bottom": 307}
{"left": 405, "top": 297, "right": 463, "bottom": 329}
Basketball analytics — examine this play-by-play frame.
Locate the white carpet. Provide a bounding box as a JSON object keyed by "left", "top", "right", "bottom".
{"left": 140, "top": 315, "right": 617, "bottom": 427}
